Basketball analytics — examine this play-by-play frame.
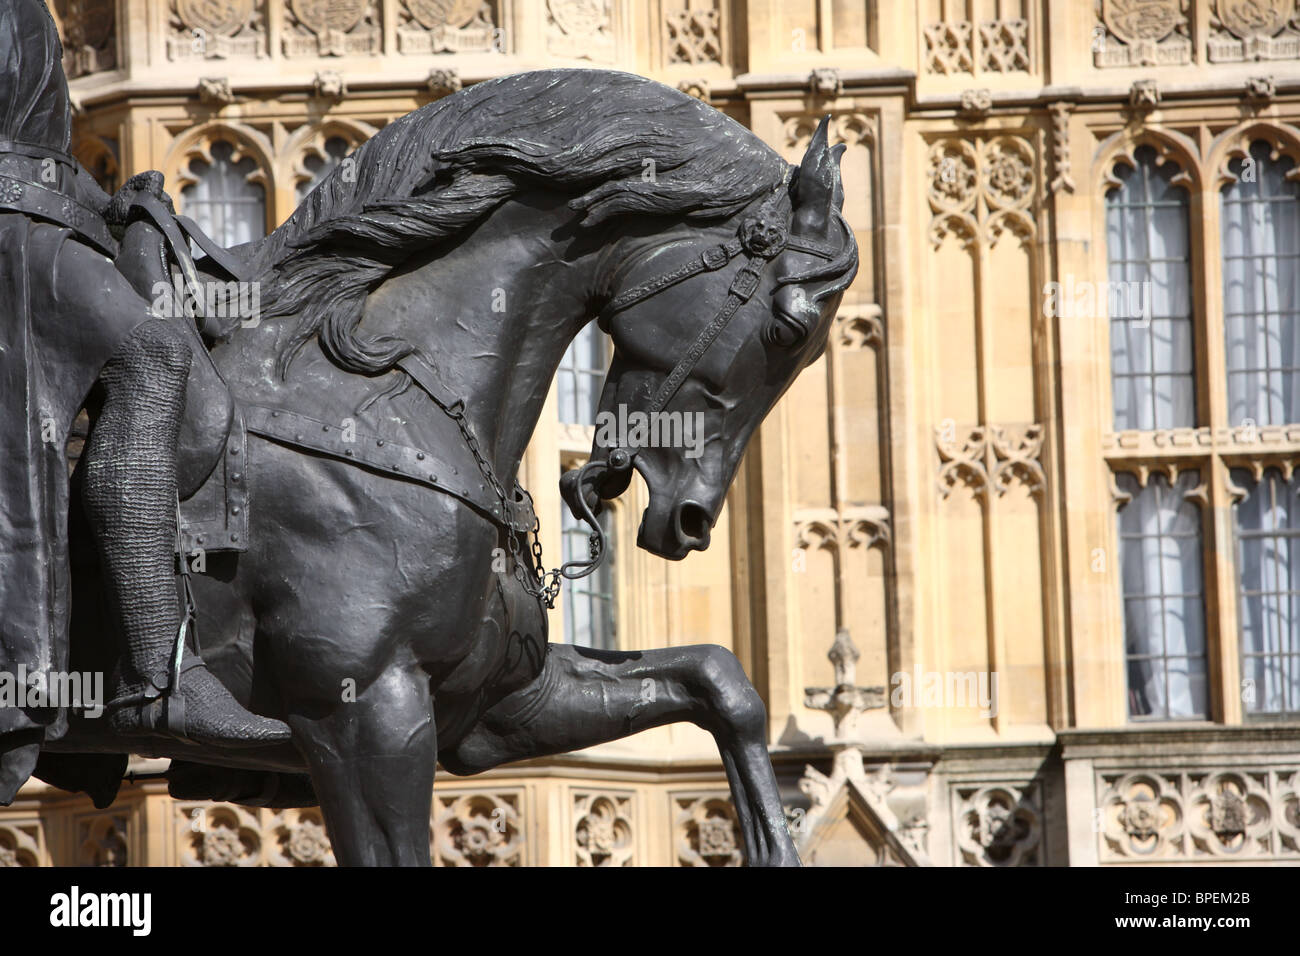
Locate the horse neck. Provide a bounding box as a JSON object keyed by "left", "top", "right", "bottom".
{"left": 393, "top": 196, "right": 609, "bottom": 484}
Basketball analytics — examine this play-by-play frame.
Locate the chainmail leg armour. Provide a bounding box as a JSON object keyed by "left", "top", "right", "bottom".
{"left": 82, "top": 318, "right": 288, "bottom": 745}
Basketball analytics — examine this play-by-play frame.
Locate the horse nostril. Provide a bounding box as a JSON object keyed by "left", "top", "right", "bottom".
{"left": 676, "top": 501, "right": 712, "bottom": 544}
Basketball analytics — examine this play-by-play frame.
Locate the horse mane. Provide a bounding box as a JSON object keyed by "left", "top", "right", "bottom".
{"left": 252, "top": 69, "right": 794, "bottom": 378}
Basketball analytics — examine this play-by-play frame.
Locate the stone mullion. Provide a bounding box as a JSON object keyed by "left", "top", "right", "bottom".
{"left": 1032, "top": 121, "right": 1071, "bottom": 730}
{"left": 1197, "top": 159, "right": 1242, "bottom": 724}
{"left": 381, "top": 0, "right": 398, "bottom": 56}
{"left": 973, "top": 172, "right": 1005, "bottom": 732}
{"left": 266, "top": 0, "right": 283, "bottom": 64}
{"left": 825, "top": 302, "right": 848, "bottom": 634}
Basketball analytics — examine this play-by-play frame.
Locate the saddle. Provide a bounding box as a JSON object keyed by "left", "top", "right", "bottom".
{"left": 111, "top": 187, "right": 536, "bottom": 557}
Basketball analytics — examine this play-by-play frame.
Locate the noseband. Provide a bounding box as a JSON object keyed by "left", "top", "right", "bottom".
{"left": 559, "top": 204, "right": 839, "bottom": 578}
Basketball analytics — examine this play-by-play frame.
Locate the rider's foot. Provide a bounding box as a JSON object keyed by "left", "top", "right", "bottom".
{"left": 108, "top": 657, "right": 291, "bottom": 748}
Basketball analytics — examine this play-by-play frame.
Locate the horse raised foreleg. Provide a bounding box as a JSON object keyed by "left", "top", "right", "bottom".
{"left": 444, "top": 643, "right": 799, "bottom": 866}
{"left": 287, "top": 663, "right": 435, "bottom": 866}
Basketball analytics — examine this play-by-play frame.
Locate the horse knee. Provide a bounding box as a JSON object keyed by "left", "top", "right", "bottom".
{"left": 695, "top": 645, "right": 767, "bottom": 738}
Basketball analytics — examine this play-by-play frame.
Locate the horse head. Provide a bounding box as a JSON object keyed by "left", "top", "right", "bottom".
{"left": 567, "top": 116, "right": 858, "bottom": 559}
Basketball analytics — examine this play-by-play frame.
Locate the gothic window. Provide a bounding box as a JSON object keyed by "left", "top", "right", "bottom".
{"left": 297, "top": 135, "right": 352, "bottom": 203}
{"left": 1116, "top": 471, "right": 1208, "bottom": 720}
{"left": 1221, "top": 141, "right": 1300, "bottom": 428}
{"left": 1232, "top": 467, "right": 1300, "bottom": 718}
{"left": 561, "top": 489, "right": 616, "bottom": 650}
{"left": 179, "top": 140, "right": 266, "bottom": 247}
{"left": 557, "top": 322, "right": 606, "bottom": 426}
{"left": 1106, "top": 146, "right": 1195, "bottom": 431}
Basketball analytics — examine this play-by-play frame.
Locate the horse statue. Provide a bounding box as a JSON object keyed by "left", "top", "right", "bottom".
{"left": 35, "top": 69, "right": 857, "bottom": 866}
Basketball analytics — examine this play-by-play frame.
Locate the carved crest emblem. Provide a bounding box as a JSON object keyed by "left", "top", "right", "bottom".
{"left": 1119, "top": 795, "right": 1159, "bottom": 839}
{"left": 547, "top": 0, "right": 606, "bottom": 36}
{"left": 1101, "top": 0, "right": 1184, "bottom": 43}
{"left": 291, "top": 0, "right": 368, "bottom": 36}
{"left": 1216, "top": 0, "right": 1293, "bottom": 40}
{"left": 405, "top": 0, "right": 483, "bottom": 30}
{"left": 176, "top": 0, "right": 256, "bottom": 38}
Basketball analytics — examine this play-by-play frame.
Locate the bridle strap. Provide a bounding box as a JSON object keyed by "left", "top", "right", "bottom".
{"left": 603, "top": 234, "right": 837, "bottom": 319}
{"left": 648, "top": 252, "right": 764, "bottom": 415}
{"left": 602, "top": 229, "right": 838, "bottom": 418}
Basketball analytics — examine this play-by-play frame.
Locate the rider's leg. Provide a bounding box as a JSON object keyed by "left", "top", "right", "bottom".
{"left": 80, "top": 316, "right": 288, "bottom": 746}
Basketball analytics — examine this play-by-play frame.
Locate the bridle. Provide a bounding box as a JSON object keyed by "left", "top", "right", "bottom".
{"left": 560, "top": 193, "right": 840, "bottom": 577}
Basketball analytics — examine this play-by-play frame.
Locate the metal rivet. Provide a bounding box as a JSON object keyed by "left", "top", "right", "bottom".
{"left": 230, "top": 447, "right": 239, "bottom": 455}
{"left": 230, "top": 507, "right": 240, "bottom": 515}
{"left": 322, "top": 425, "right": 330, "bottom": 432}
{"left": 295, "top": 434, "right": 304, "bottom": 442}
{"left": 429, "top": 473, "right": 436, "bottom": 481}
{"left": 271, "top": 411, "right": 280, "bottom": 418}
{"left": 345, "top": 449, "right": 354, "bottom": 457}
{"left": 416, "top": 452, "right": 425, "bottom": 460}
{"left": 230, "top": 534, "right": 239, "bottom": 542}
{"left": 377, "top": 439, "right": 385, "bottom": 447}
{"left": 232, "top": 473, "right": 242, "bottom": 481}
{"left": 196, "top": 536, "right": 204, "bottom": 545}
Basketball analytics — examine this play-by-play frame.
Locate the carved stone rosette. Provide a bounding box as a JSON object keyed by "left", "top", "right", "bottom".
{"left": 674, "top": 792, "right": 743, "bottom": 866}
{"left": 1098, "top": 767, "right": 1300, "bottom": 861}
{"left": 573, "top": 791, "right": 635, "bottom": 866}
{"left": 267, "top": 808, "right": 336, "bottom": 866}
{"left": 927, "top": 135, "right": 1036, "bottom": 250}
{"left": 178, "top": 803, "right": 263, "bottom": 866}
{"left": 953, "top": 782, "right": 1044, "bottom": 866}
{"left": 431, "top": 790, "right": 524, "bottom": 866}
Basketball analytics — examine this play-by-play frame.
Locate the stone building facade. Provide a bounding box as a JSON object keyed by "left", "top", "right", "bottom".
{"left": 2, "top": 0, "right": 1298, "bottom": 866}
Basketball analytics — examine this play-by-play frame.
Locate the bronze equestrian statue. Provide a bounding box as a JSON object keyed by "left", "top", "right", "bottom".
{"left": 2, "top": 0, "right": 858, "bottom": 866}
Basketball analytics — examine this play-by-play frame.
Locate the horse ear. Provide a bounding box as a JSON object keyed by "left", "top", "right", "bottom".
{"left": 791, "top": 116, "right": 845, "bottom": 236}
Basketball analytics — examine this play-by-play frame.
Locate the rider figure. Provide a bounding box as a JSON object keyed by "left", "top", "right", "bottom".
{"left": 0, "top": 0, "right": 288, "bottom": 802}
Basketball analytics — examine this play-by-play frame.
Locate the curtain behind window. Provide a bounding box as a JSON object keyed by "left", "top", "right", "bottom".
{"left": 1106, "top": 146, "right": 1196, "bottom": 431}
{"left": 1221, "top": 141, "right": 1300, "bottom": 427}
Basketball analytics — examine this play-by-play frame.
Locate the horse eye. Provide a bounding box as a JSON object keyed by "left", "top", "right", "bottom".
{"left": 764, "top": 312, "right": 806, "bottom": 348}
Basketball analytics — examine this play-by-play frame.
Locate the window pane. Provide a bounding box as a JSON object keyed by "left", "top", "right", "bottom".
{"left": 561, "top": 487, "right": 616, "bottom": 650}
{"left": 558, "top": 322, "right": 606, "bottom": 426}
{"left": 1116, "top": 470, "right": 1208, "bottom": 720}
{"left": 1221, "top": 141, "right": 1300, "bottom": 427}
{"left": 1233, "top": 466, "right": 1300, "bottom": 717}
{"left": 180, "top": 140, "right": 265, "bottom": 247}
{"left": 1106, "top": 146, "right": 1195, "bottom": 431}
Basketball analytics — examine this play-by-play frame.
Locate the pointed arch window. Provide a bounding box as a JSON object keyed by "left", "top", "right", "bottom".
{"left": 179, "top": 139, "right": 266, "bottom": 247}
{"left": 1105, "top": 146, "right": 1196, "bottom": 431}
{"left": 1221, "top": 140, "right": 1300, "bottom": 428}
